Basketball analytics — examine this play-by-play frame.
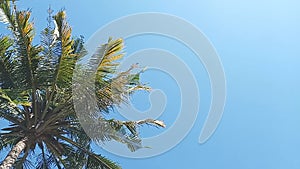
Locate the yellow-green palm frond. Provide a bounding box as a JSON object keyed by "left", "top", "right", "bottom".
{"left": 0, "top": 0, "right": 42, "bottom": 90}
{"left": 97, "top": 38, "right": 124, "bottom": 79}
{"left": 52, "top": 10, "right": 75, "bottom": 89}
{"left": 86, "top": 38, "right": 150, "bottom": 112}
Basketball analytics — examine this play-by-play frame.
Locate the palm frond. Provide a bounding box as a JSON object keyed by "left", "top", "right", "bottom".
{"left": 36, "top": 145, "right": 55, "bottom": 169}
{"left": 82, "top": 38, "right": 150, "bottom": 113}
{"left": 0, "top": 0, "right": 14, "bottom": 29}
{"left": 9, "top": 8, "right": 40, "bottom": 89}
{"left": 95, "top": 38, "right": 124, "bottom": 79}
{"left": 52, "top": 10, "right": 75, "bottom": 89}
{"left": 12, "top": 148, "right": 33, "bottom": 169}
{"left": 58, "top": 135, "right": 121, "bottom": 169}
{"left": 0, "top": 35, "right": 14, "bottom": 88}
{"left": 37, "top": 11, "right": 60, "bottom": 89}
{"left": 0, "top": 134, "right": 18, "bottom": 151}
{"left": 0, "top": 107, "right": 23, "bottom": 126}
{"left": 86, "top": 153, "right": 121, "bottom": 169}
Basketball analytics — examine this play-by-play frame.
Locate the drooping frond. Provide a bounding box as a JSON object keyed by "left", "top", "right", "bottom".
{"left": 76, "top": 115, "right": 165, "bottom": 152}
{"left": 0, "top": 89, "right": 30, "bottom": 129}
{"left": 96, "top": 65, "right": 151, "bottom": 113}
{"left": 58, "top": 136, "right": 121, "bottom": 169}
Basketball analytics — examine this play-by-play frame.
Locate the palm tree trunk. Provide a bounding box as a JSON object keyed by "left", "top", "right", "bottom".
{"left": 0, "top": 137, "right": 28, "bottom": 169}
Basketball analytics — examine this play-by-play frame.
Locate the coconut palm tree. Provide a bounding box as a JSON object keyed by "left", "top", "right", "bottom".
{"left": 0, "top": 0, "right": 165, "bottom": 168}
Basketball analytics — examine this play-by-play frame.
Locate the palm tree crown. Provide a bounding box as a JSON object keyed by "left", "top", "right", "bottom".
{"left": 0, "top": 1, "right": 165, "bottom": 168}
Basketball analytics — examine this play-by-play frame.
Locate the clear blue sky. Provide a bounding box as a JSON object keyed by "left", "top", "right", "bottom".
{"left": 1, "top": 0, "right": 300, "bottom": 168}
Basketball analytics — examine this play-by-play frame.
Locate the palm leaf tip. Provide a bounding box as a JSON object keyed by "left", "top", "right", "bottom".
{"left": 136, "top": 119, "right": 166, "bottom": 128}
{"left": 152, "top": 120, "right": 166, "bottom": 128}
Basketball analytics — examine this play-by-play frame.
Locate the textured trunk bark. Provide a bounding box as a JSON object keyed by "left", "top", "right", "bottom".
{"left": 0, "top": 137, "right": 28, "bottom": 169}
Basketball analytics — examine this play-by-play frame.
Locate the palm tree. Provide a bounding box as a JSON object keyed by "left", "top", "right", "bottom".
{"left": 0, "top": 0, "right": 165, "bottom": 168}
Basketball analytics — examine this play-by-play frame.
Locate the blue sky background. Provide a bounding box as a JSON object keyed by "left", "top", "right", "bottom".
{"left": 1, "top": 0, "right": 300, "bottom": 168}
